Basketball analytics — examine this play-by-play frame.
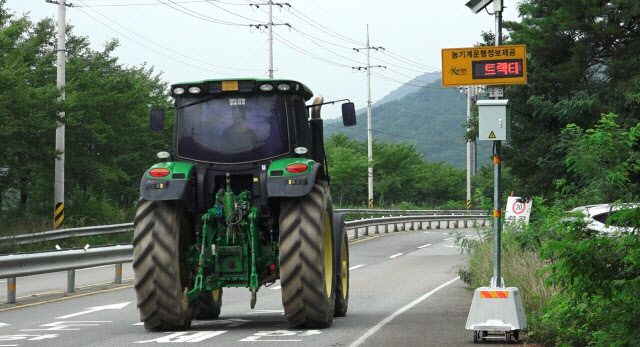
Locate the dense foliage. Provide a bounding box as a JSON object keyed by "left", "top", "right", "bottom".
{"left": 325, "top": 133, "right": 466, "bottom": 207}
{"left": 459, "top": 1, "right": 640, "bottom": 345}
{"left": 0, "top": 3, "right": 172, "bottom": 232}
{"left": 503, "top": 0, "right": 640, "bottom": 200}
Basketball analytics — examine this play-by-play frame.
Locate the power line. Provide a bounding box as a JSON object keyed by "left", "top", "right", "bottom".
{"left": 76, "top": 0, "right": 206, "bottom": 7}
{"left": 288, "top": 6, "right": 364, "bottom": 46}
{"left": 155, "top": 0, "right": 251, "bottom": 26}
{"left": 381, "top": 49, "right": 439, "bottom": 71}
{"left": 77, "top": 1, "right": 263, "bottom": 72}
{"left": 204, "top": 0, "right": 260, "bottom": 21}
{"left": 272, "top": 32, "right": 351, "bottom": 68}
{"left": 76, "top": 4, "right": 248, "bottom": 76}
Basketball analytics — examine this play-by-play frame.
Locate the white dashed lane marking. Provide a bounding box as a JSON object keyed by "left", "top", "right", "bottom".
{"left": 349, "top": 265, "right": 365, "bottom": 270}
{"left": 417, "top": 244, "right": 432, "bottom": 249}
{"left": 389, "top": 253, "right": 403, "bottom": 259}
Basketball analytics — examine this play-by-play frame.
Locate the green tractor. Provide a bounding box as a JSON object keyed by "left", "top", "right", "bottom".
{"left": 133, "top": 78, "right": 355, "bottom": 330}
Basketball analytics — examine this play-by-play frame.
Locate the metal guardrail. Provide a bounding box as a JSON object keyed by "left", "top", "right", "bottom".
{"left": 337, "top": 209, "right": 487, "bottom": 216}
{"left": 0, "top": 223, "right": 134, "bottom": 245}
{"left": 1, "top": 244, "right": 132, "bottom": 303}
{"left": 1, "top": 212, "right": 489, "bottom": 304}
{"left": 345, "top": 214, "right": 488, "bottom": 239}
{"left": 0, "top": 210, "right": 485, "bottom": 246}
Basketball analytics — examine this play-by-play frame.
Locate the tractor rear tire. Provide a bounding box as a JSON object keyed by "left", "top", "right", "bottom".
{"left": 279, "top": 181, "right": 336, "bottom": 328}
{"left": 333, "top": 213, "right": 349, "bottom": 317}
{"left": 133, "top": 199, "right": 193, "bottom": 331}
{"left": 195, "top": 288, "right": 222, "bottom": 320}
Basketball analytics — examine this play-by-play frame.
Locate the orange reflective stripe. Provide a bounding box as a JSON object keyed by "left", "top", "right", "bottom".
{"left": 493, "top": 210, "right": 501, "bottom": 218}
{"left": 480, "top": 291, "right": 509, "bottom": 298}
{"left": 493, "top": 156, "right": 502, "bottom": 164}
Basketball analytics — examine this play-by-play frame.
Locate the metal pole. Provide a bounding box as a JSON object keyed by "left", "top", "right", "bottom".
{"left": 466, "top": 87, "right": 472, "bottom": 208}
{"left": 115, "top": 263, "right": 122, "bottom": 284}
{"left": 54, "top": 0, "right": 66, "bottom": 228}
{"left": 268, "top": 0, "right": 273, "bottom": 79}
{"left": 67, "top": 269, "right": 75, "bottom": 293}
{"left": 492, "top": 0, "right": 503, "bottom": 288}
{"left": 366, "top": 24, "right": 374, "bottom": 208}
{"left": 7, "top": 277, "right": 16, "bottom": 304}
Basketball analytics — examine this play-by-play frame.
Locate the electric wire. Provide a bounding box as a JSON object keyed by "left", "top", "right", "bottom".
{"left": 204, "top": 0, "right": 260, "bottom": 22}
{"left": 287, "top": 6, "right": 365, "bottom": 46}
{"left": 271, "top": 32, "right": 351, "bottom": 68}
{"left": 76, "top": 0, "right": 206, "bottom": 7}
{"left": 381, "top": 49, "right": 439, "bottom": 71}
{"left": 77, "top": 1, "right": 264, "bottom": 72}
{"left": 155, "top": 0, "right": 252, "bottom": 26}
{"left": 76, "top": 4, "right": 248, "bottom": 76}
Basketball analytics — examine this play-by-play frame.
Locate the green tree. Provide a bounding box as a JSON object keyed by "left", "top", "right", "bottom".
{"left": 558, "top": 113, "right": 640, "bottom": 204}
{"left": 502, "top": 0, "right": 640, "bottom": 199}
{"left": 325, "top": 133, "right": 367, "bottom": 207}
{"left": 0, "top": 3, "right": 172, "bottom": 229}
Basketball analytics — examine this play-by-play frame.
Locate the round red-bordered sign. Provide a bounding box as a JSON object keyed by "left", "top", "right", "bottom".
{"left": 512, "top": 201, "right": 526, "bottom": 215}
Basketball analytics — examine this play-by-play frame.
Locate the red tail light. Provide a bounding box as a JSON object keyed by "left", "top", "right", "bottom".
{"left": 285, "top": 163, "right": 308, "bottom": 173}
{"left": 150, "top": 168, "right": 170, "bottom": 177}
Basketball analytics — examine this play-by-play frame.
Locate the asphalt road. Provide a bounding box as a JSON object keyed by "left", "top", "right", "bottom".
{"left": 0, "top": 227, "right": 484, "bottom": 346}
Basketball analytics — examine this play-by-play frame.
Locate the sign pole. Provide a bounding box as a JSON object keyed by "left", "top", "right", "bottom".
{"left": 492, "top": 0, "right": 503, "bottom": 288}
{"left": 463, "top": 1, "right": 527, "bottom": 341}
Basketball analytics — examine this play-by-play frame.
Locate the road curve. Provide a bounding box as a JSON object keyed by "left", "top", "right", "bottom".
{"left": 0, "top": 228, "right": 479, "bottom": 346}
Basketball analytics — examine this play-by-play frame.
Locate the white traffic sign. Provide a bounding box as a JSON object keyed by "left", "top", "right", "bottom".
{"left": 505, "top": 197, "right": 532, "bottom": 225}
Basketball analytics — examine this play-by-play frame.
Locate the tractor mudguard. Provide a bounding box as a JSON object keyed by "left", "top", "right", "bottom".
{"left": 139, "top": 163, "right": 195, "bottom": 212}
{"left": 267, "top": 161, "right": 320, "bottom": 198}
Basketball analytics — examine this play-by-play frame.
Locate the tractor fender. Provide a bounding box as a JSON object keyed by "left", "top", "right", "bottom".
{"left": 266, "top": 162, "right": 321, "bottom": 198}
{"left": 139, "top": 171, "right": 195, "bottom": 212}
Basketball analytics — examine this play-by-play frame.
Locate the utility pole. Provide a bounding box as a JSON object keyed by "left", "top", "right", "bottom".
{"left": 250, "top": 2, "right": 290, "bottom": 79}
{"left": 268, "top": 0, "right": 273, "bottom": 78}
{"left": 353, "top": 25, "right": 384, "bottom": 209}
{"left": 47, "top": 0, "right": 71, "bottom": 228}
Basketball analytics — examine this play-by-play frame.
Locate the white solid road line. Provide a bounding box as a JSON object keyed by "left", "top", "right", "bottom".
{"left": 417, "top": 244, "right": 432, "bottom": 249}
{"left": 349, "top": 264, "right": 365, "bottom": 270}
{"left": 389, "top": 253, "right": 403, "bottom": 259}
{"left": 348, "top": 276, "right": 461, "bottom": 347}
{"left": 270, "top": 286, "right": 281, "bottom": 290}
{"left": 444, "top": 237, "right": 454, "bottom": 241}
{"left": 77, "top": 265, "right": 114, "bottom": 272}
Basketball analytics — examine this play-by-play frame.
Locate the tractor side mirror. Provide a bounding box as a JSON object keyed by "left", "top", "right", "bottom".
{"left": 150, "top": 109, "right": 165, "bottom": 132}
{"left": 341, "top": 102, "right": 356, "bottom": 127}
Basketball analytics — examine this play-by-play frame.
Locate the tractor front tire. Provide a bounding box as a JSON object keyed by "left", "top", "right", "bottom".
{"left": 279, "top": 181, "right": 336, "bottom": 328}
{"left": 195, "top": 288, "right": 222, "bottom": 320}
{"left": 133, "top": 200, "right": 193, "bottom": 331}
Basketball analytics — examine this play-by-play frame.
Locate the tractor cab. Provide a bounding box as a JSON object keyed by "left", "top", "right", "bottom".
{"left": 146, "top": 78, "right": 355, "bottom": 214}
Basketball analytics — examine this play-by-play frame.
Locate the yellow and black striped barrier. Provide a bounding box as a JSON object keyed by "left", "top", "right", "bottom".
{"left": 55, "top": 202, "right": 64, "bottom": 228}
{"left": 467, "top": 200, "right": 472, "bottom": 209}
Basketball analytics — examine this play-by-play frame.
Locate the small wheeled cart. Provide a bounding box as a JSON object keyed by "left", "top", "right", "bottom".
{"left": 465, "top": 287, "right": 527, "bottom": 344}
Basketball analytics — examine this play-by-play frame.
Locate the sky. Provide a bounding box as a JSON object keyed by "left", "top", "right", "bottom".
{"left": 5, "top": 0, "right": 519, "bottom": 118}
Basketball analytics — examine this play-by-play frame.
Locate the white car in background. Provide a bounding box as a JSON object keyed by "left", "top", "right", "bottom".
{"left": 569, "top": 203, "right": 638, "bottom": 234}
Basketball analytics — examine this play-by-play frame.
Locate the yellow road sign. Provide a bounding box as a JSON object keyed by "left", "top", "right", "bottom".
{"left": 441, "top": 45, "right": 527, "bottom": 86}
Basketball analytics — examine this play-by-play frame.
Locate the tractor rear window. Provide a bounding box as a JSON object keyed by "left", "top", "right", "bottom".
{"left": 176, "top": 94, "right": 289, "bottom": 163}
